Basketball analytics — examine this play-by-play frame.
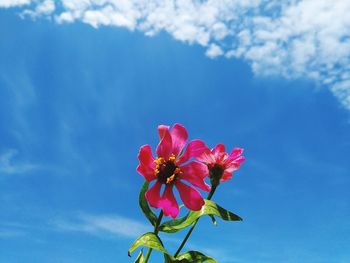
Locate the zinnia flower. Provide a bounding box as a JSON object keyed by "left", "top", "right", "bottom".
{"left": 197, "top": 144, "right": 245, "bottom": 186}
{"left": 137, "top": 124, "right": 210, "bottom": 218}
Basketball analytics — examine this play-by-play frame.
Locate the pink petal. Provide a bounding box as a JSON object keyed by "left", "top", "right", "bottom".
{"left": 156, "top": 125, "right": 173, "bottom": 160}
{"left": 196, "top": 147, "right": 215, "bottom": 164}
{"left": 158, "top": 124, "right": 170, "bottom": 138}
{"left": 226, "top": 156, "right": 245, "bottom": 169}
{"left": 170, "top": 123, "right": 188, "bottom": 157}
{"left": 235, "top": 156, "right": 246, "bottom": 164}
{"left": 179, "top": 162, "right": 210, "bottom": 192}
{"left": 225, "top": 157, "right": 245, "bottom": 177}
{"left": 160, "top": 185, "right": 179, "bottom": 218}
{"left": 225, "top": 163, "right": 241, "bottom": 172}
{"left": 137, "top": 164, "right": 156, "bottom": 182}
{"left": 225, "top": 148, "right": 244, "bottom": 163}
{"left": 138, "top": 145, "right": 155, "bottom": 169}
{"left": 181, "top": 161, "right": 208, "bottom": 178}
{"left": 175, "top": 181, "right": 205, "bottom": 211}
{"left": 220, "top": 170, "right": 233, "bottom": 182}
{"left": 211, "top": 144, "right": 226, "bottom": 159}
{"left": 231, "top": 148, "right": 244, "bottom": 158}
{"left": 225, "top": 150, "right": 245, "bottom": 167}
{"left": 177, "top": 139, "right": 207, "bottom": 164}
{"left": 145, "top": 181, "right": 163, "bottom": 208}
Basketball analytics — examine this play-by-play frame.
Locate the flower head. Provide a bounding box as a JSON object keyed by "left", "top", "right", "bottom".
{"left": 197, "top": 144, "right": 245, "bottom": 187}
{"left": 137, "top": 124, "right": 210, "bottom": 218}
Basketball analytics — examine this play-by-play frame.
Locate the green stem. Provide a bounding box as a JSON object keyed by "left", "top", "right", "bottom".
{"left": 144, "top": 210, "right": 164, "bottom": 263}
{"left": 174, "top": 185, "right": 217, "bottom": 257}
{"left": 207, "top": 185, "right": 217, "bottom": 200}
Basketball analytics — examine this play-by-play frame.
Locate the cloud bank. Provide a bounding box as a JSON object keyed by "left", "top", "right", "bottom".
{"left": 2, "top": 0, "right": 350, "bottom": 109}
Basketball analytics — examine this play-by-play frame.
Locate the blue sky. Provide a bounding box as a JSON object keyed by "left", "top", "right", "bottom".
{"left": 0, "top": 1, "right": 350, "bottom": 263}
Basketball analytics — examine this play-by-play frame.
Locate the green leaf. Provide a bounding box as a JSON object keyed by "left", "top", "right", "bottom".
{"left": 175, "top": 251, "right": 218, "bottom": 263}
{"left": 128, "top": 232, "right": 174, "bottom": 260}
{"left": 139, "top": 181, "right": 157, "bottom": 226}
{"left": 134, "top": 251, "right": 145, "bottom": 263}
{"left": 164, "top": 251, "right": 217, "bottom": 263}
{"left": 159, "top": 199, "right": 242, "bottom": 233}
{"left": 209, "top": 214, "right": 217, "bottom": 225}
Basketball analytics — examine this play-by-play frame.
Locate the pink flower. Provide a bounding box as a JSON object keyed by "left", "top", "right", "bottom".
{"left": 137, "top": 124, "right": 210, "bottom": 218}
{"left": 197, "top": 144, "right": 245, "bottom": 185}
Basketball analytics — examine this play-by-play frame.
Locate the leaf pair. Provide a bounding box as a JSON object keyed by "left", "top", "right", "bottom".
{"left": 132, "top": 181, "right": 243, "bottom": 262}
{"left": 129, "top": 232, "right": 216, "bottom": 263}
{"left": 159, "top": 199, "right": 242, "bottom": 233}
{"left": 139, "top": 181, "right": 242, "bottom": 232}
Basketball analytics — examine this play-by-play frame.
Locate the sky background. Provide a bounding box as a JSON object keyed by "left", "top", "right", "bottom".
{"left": 0, "top": 1, "right": 350, "bottom": 263}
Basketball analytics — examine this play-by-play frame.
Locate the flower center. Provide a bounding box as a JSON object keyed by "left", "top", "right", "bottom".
{"left": 154, "top": 154, "right": 181, "bottom": 184}
{"left": 209, "top": 163, "right": 224, "bottom": 179}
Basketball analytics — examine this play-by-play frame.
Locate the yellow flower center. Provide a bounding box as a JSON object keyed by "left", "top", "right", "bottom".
{"left": 154, "top": 154, "right": 181, "bottom": 184}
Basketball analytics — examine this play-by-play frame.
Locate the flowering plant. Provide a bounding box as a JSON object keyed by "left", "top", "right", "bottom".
{"left": 129, "top": 124, "right": 245, "bottom": 262}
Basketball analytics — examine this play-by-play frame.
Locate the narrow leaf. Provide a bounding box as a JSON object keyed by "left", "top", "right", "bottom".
{"left": 209, "top": 215, "right": 217, "bottom": 225}
{"left": 159, "top": 199, "right": 242, "bottom": 233}
{"left": 134, "top": 251, "right": 145, "bottom": 263}
{"left": 139, "top": 181, "right": 157, "bottom": 226}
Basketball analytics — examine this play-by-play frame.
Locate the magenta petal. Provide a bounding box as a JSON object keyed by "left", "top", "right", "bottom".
{"left": 226, "top": 157, "right": 245, "bottom": 170}
{"left": 145, "top": 181, "right": 163, "bottom": 208}
{"left": 158, "top": 125, "right": 170, "bottom": 139}
{"left": 230, "top": 148, "right": 243, "bottom": 158}
{"left": 177, "top": 139, "right": 207, "bottom": 164}
{"left": 196, "top": 148, "right": 215, "bottom": 163}
{"left": 225, "top": 150, "right": 245, "bottom": 166}
{"left": 175, "top": 181, "right": 205, "bottom": 211}
{"left": 181, "top": 161, "right": 208, "bottom": 178}
{"left": 170, "top": 123, "right": 188, "bottom": 157}
{"left": 235, "top": 156, "right": 246, "bottom": 164}
{"left": 160, "top": 185, "right": 179, "bottom": 218}
{"left": 138, "top": 145, "right": 155, "bottom": 169}
{"left": 228, "top": 148, "right": 244, "bottom": 160}
{"left": 156, "top": 125, "right": 173, "bottom": 160}
{"left": 221, "top": 171, "right": 233, "bottom": 182}
{"left": 212, "top": 144, "right": 226, "bottom": 159}
{"left": 180, "top": 162, "right": 210, "bottom": 191}
{"left": 137, "top": 164, "right": 156, "bottom": 182}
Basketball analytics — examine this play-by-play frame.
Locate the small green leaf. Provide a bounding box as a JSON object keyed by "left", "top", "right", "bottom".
{"left": 175, "top": 251, "right": 217, "bottom": 263}
{"left": 134, "top": 251, "right": 145, "bottom": 263}
{"left": 159, "top": 199, "right": 242, "bottom": 233}
{"left": 128, "top": 232, "right": 174, "bottom": 260}
{"left": 209, "top": 215, "right": 217, "bottom": 225}
{"left": 139, "top": 181, "right": 157, "bottom": 226}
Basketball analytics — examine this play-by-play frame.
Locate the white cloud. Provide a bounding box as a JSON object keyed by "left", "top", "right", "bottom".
{"left": 0, "top": 149, "right": 38, "bottom": 175}
{"left": 206, "top": 43, "right": 224, "bottom": 58}
{"left": 53, "top": 213, "right": 149, "bottom": 239}
{"left": 2, "top": 0, "right": 350, "bottom": 110}
{"left": 0, "top": 0, "right": 31, "bottom": 8}
{"left": 20, "top": 0, "right": 54, "bottom": 18}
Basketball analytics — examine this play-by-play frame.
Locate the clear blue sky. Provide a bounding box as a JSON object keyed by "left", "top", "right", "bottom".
{"left": 1, "top": 2, "right": 350, "bottom": 263}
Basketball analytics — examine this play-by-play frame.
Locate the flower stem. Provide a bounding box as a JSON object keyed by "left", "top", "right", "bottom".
{"left": 144, "top": 210, "right": 164, "bottom": 263}
{"left": 174, "top": 185, "right": 217, "bottom": 257}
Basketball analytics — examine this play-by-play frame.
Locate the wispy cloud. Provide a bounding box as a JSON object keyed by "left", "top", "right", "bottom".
{"left": 19, "top": 0, "right": 54, "bottom": 18}
{"left": 0, "top": 0, "right": 31, "bottom": 8}
{"left": 52, "top": 213, "right": 149, "bottom": 239}
{"left": 2, "top": 0, "right": 350, "bottom": 110}
{"left": 0, "top": 149, "right": 39, "bottom": 175}
{"left": 0, "top": 228, "right": 26, "bottom": 238}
